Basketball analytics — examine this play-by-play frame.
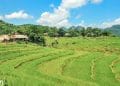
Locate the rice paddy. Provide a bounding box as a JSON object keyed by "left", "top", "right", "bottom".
{"left": 0, "top": 37, "right": 120, "bottom": 86}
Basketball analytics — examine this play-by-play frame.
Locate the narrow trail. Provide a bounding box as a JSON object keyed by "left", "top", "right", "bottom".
{"left": 90, "top": 56, "right": 103, "bottom": 80}
{"left": 109, "top": 56, "right": 120, "bottom": 82}
{"left": 94, "top": 54, "right": 120, "bottom": 86}
{"left": 37, "top": 51, "right": 87, "bottom": 75}
{"left": 61, "top": 54, "right": 85, "bottom": 75}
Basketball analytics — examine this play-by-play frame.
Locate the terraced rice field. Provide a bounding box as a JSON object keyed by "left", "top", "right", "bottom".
{"left": 1, "top": 37, "right": 120, "bottom": 86}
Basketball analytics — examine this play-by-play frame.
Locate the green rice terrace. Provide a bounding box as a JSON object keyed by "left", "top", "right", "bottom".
{"left": 1, "top": 37, "right": 120, "bottom": 86}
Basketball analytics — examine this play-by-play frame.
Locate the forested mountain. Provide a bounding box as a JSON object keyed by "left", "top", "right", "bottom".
{"left": 105, "top": 25, "right": 120, "bottom": 36}
{"left": 0, "top": 20, "right": 17, "bottom": 34}
{"left": 0, "top": 20, "right": 114, "bottom": 37}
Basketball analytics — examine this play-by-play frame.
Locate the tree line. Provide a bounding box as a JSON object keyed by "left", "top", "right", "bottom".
{"left": 0, "top": 20, "right": 112, "bottom": 46}
{"left": 15, "top": 25, "right": 111, "bottom": 37}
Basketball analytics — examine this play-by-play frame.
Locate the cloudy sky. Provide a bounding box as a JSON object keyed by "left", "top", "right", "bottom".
{"left": 0, "top": 0, "right": 120, "bottom": 28}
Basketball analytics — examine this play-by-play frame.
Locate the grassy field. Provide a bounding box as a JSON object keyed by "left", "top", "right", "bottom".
{"left": 1, "top": 37, "right": 120, "bottom": 86}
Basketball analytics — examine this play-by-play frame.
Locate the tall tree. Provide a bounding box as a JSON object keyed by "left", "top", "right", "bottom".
{"left": 58, "top": 27, "right": 66, "bottom": 37}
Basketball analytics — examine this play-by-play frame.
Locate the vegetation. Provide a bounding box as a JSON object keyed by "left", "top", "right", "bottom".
{"left": 106, "top": 25, "right": 120, "bottom": 36}
{"left": 1, "top": 20, "right": 120, "bottom": 86}
{"left": 0, "top": 20, "right": 113, "bottom": 46}
{"left": 0, "top": 37, "right": 120, "bottom": 86}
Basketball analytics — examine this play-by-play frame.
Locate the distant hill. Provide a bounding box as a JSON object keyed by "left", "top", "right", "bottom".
{"left": 1, "top": 20, "right": 120, "bottom": 36}
{"left": 0, "top": 20, "right": 51, "bottom": 35}
{"left": 0, "top": 20, "right": 17, "bottom": 34}
{"left": 0, "top": 20, "right": 15, "bottom": 28}
{"left": 105, "top": 25, "right": 120, "bottom": 36}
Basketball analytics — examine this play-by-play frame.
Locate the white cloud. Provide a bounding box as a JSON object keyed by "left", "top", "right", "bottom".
{"left": 50, "top": 4, "right": 55, "bottom": 8}
{"left": 60, "top": 0, "right": 88, "bottom": 9}
{"left": 37, "top": 0, "right": 88, "bottom": 27}
{"left": 101, "top": 18, "right": 120, "bottom": 28}
{"left": 91, "top": 0, "right": 103, "bottom": 4}
{"left": 78, "top": 20, "right": 85, "bottom": 26}
{"left": 37, "top": 0, "right": 103, "bottom": 27}
{"left": 56, "top": 19, "right": 71, "bottom": 27}
{"left": 75, "top": 14, "right": 82, "bottom": 19}
{"left": 5, "top": 10, "right": 33, "bottom": 19}
{"left": 37, "top": 7, "right": 69, "bottom": 27}
{"left": 0, "top": 16, "right": 4, "bottom": 20}
{"left": 84, "top": 18, "right": 120, "bottom": 28}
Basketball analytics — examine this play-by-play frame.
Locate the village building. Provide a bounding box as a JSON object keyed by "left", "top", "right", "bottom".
{"left": 0, "top": 34, "right": 28, "bottom": 42}
{"left": 10, "top": 35, "right": 28, "bottom": 41}
{"left": 0, "top": 35, "right": 10, "bottom": 42}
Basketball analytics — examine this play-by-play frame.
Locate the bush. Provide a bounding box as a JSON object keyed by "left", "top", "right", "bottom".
{"left": 29, "top": 33, "right": 46, "bottom": 46}
{"left": 26, "top": 26, "right": 46, "bottom": 46}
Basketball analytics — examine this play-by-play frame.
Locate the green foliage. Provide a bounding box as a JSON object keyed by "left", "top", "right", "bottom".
{"left": 67, "top": 28, "right": 79, "bottom": 37}
{"left": 1, "top": 37, "right": 120, "bottom": 86}
{"left": 58, "top": 27, "right": 66, "bottom": 37}
{"left": 85, "top": 27, "right": 102, "bottom": 37}
{"left": 105, "top": 25, "right": 120, "bottom": 36}
{"left": 101, "top": 30, "right": 111, "bottom": 36}
{"left": 0, "top": 20, "right": 16, "bottom": 35}
{"left": 27, "top": 26, "right": 46, "bottom": 46}
{"left": 0, "top": 20, "right": 113, "bottom": 38}
{"left": 48, "top": 27, "right": 58, "bottom": 37}
{"left": 80, "top": 28, "right": 86, "bottom": 37}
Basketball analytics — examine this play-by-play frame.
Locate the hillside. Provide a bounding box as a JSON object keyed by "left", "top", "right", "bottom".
{"left": 0, "top": 20, "right": 114, "bottom": 37}
{"left": 0, "top": 20, "right": 17, "bottom": 34}
{"left": 1, "top": 37, "right": 120, "bottom": 86}
{"left": 0, "top": 20, "right": 52, "bottom": 35}
{"left": 0, "top": 20, "right": 17, "bottom": 29}
{"left": 105, "top": 25, "right": 120, "bottom": 36}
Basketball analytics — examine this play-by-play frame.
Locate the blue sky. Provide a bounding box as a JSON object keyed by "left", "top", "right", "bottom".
{"left": 0, "top": 0, "right": 120, "bottom": 28}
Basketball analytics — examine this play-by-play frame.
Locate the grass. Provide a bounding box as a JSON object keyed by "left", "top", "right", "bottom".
{"left": 0, "top": 37, "right": 120, "bottom": 86}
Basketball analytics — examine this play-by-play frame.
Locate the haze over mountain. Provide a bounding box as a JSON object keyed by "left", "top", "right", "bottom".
{"left": 105, "top": 25, "right": 120, "bottom": 36}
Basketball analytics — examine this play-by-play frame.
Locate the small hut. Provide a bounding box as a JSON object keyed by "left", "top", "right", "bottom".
{"left": 10, "top": 35, "right": 28, "bottom": 41}
{"left": 0, "top": 35, "right": 10, "bottom": 42}
{"left": 0, "top": 34, "right": 28, "bottom": 42}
